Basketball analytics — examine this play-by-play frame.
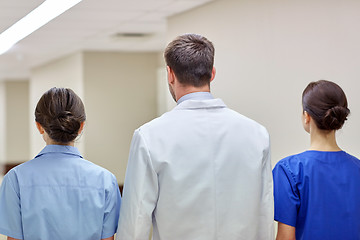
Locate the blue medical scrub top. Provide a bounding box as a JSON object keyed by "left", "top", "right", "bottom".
{"left": 0, "top": 145, "right": 121, "bottom": 240}
{"left": 273, "top": 150, "right": 360, "bottom": 240}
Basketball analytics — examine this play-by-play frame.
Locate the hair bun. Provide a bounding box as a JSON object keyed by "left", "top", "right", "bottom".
{"left": 302, "top": 80, "right": 350, "bottom": 131}
{"left": 35, "top": 88, "right": 86, "bottom": 144}
{"left": 48, "top": 111, "right": 81, "bottom": 143}
{"left": 57, "top": 111, "right": 73, "bottom": 119}
{"left": 322, "top": 106, "right": 350, "bottom": 130}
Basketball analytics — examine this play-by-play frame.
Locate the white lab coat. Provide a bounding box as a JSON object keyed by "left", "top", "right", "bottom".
{"left": 117, "top": 98, "right": 274, "bottom": 240}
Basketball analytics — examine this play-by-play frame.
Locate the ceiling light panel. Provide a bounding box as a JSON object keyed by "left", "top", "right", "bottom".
{"left": 0, "top": 0, "right": 83, "bottom": 54}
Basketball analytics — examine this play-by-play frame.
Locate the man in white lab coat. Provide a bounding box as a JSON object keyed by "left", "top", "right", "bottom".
{"left": 116, "top": 34, "right": 274, "bottom": 240}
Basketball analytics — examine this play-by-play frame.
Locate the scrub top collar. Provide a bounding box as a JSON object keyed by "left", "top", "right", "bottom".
{"left": 177, "top": 92, "right": 213, "bottom": 105}
{"left": 35, "top": 145, "right": 83, "bottom": 159}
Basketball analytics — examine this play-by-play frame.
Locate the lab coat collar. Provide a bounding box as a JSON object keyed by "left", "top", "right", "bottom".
{"left": 35, "top": 145, "right": 83, "bottom": 159}
{"left": 177, "top": 92, "right": 213, "bottom": 105}
{"left": 175, "top": 98, "right": 227, "bottom": 110}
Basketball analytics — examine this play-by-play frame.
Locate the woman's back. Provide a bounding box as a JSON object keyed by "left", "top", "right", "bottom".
{"left": 0, "top": 145, "right": 120, "bottom": 240}
{"left": 0, "top": 88, "right": 121, "bottom": 240}
{"left": 273, "top": 80, "right": 359, "bottom": 240}
{"left": 274, "top": 150, "right": 360, "bottom": 239}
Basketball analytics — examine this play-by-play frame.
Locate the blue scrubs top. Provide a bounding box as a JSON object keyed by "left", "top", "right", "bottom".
{"left": 0, "top": 145, "right": 121, "bottom": 240}
{"left": 273, "top": 150, "right": 360, "bottom": 240}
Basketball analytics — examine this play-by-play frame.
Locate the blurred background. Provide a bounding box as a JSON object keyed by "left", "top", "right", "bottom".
{"left": 1, "top": 0, "right": 360, "bottom": 201}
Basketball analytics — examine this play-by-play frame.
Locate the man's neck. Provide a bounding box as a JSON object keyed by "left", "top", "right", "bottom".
{"left": 175, "top": 85, "right": 210, "bottom": 102}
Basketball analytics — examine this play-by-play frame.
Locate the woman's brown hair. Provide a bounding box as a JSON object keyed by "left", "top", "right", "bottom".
{"left": 302, "top": 80, "right": 350, "bottom": 130}
{"left": 35, "top": 87, "right": 86, "bottom": 143}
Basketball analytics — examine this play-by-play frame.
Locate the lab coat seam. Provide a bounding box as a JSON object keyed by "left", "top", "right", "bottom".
{"left": 262, "top": 132, "right": 271, "bottom": 168}
{"left": 127, "top": 130, "right": 145, "bottom": 231}
{"left": 137, "top": 130, "right": 157, "bottom": 175}
{"left": 136, "top": 129, "right": 159, "bottom": 238}
{"left": 210, "top": 124, "right": 219, "bottom": 240}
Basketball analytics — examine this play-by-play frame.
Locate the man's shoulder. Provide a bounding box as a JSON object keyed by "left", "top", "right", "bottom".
{"left": 226, "top": 107, "right": 265, "bottom": 124}
{"left": 138, "top": 100, "right": 267, "bottom": 136}
{"left": 138, "top": 111, "right": 172, "bottom": 130}
{"left": 222, "top": 107, "right": 269, "bottom": 138}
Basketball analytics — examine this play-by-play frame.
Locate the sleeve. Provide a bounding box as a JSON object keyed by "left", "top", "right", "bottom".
{"left": 101, "top": 174, "right": 122, "bottom": 239}
{"left": 116, "top": 129, "right": 159, "bottom": 240}
{"left": 258, "top": 135, "right": 274, "bottom": 239}
{"left": 272, "top": 159, "right": 300, "bottom": 227}
{"left": 0, "top": 171, "right": 24, "bottom": 239}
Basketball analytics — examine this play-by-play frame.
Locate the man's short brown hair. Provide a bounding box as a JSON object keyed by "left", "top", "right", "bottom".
{"left": 164, "top": 34, "right": 215, "bottom": 87}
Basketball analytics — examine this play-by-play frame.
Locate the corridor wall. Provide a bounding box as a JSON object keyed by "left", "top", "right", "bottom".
{"left": 166, "top": 0, "right": 360, "bottom": 164}
{"left": 30, "top": 51, "right": 159, "bottom": 183}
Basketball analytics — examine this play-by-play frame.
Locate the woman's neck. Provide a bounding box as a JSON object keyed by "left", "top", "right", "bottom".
{"left": 46, "top": 141, "right": 74, "bottom": 147}
{"left": 43, "top": 132, "right": 74, "bottom": 146}
{"left": 309, "top": 128, "right": 341, "bottom": 152}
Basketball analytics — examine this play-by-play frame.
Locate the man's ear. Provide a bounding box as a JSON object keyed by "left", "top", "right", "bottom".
{"left": 210, "top": 67, "right": 216, "bottom": 82}
{"left": 35, "top": 122, "right": 44, "bottom": 134}
{"left": 167, "top": 66, "right": 175, "bottom": 85}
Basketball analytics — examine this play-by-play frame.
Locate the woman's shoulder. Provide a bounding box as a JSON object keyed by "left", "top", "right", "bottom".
{"left": 276, "top": 151, "right": 309, "bottom": 167}
{"left": 342, "top": 151, "right": 360, "bottom": 168}
{"left": 274, "top": 151, "right": 317, "bottom": 178}
{"left": 276, "top": 150, "right": 340, "bottom": 166}
{"left": 77, "top": 158, "right": 116, "bottom": 178}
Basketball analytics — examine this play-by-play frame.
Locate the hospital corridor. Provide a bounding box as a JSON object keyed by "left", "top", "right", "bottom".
{"left": 1, "top": 0, "right": 360, "bottom": 239}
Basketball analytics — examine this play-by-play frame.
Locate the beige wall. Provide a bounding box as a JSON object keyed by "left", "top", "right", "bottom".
{"left": 5, "top": 81, "right": 30, "bottom": 163}
{"left": 157, "top": 67, "right": 177, "bottom": 116}
{"left": 83, "top": 52, "right": 158, "bottom": 183}
{"left": 30, "top": 53, "right": 84, "bottom": 158}
{"left": 29, "top": 51, "right": 159, "bottom": 183}
{"left": 157, "top": 52, "right": 176, "bottom": 116}
{"left": 167, "top": 0, "right": 360, "bottom": 164}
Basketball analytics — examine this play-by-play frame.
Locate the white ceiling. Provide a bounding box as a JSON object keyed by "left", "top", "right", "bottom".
{"left": 0, "top": 0, "right": 213, "bottom": 81}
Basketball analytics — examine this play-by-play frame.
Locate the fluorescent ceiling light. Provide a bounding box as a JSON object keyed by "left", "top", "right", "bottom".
{"left": 0, "top": 0, "right": 83, "bottom": 55}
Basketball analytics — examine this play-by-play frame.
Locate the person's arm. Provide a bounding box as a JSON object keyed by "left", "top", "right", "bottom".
{"left": 102, "top": 236, "right": 114, "bottom": 240}
{"left": 273, "top": 158, "right": 300, "bottom": 240}
{"left": 101, "top": 174, "right": 121, "bottom": 240}
{"left": 276, "top": 222, "right": 296, "bottom": 240}
{"left": 116, "top": 129, "right": 159, "bottom": 240}
{"left": 0, "top": 172, "right": 23, "bottom": 239}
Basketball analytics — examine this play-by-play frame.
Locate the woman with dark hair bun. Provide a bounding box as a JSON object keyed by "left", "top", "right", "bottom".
{"left": 273, "top": 80, "right": 360, "bottom": 240}
{"left": 0, "top": 87, "right": 121, "bottom": 240}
